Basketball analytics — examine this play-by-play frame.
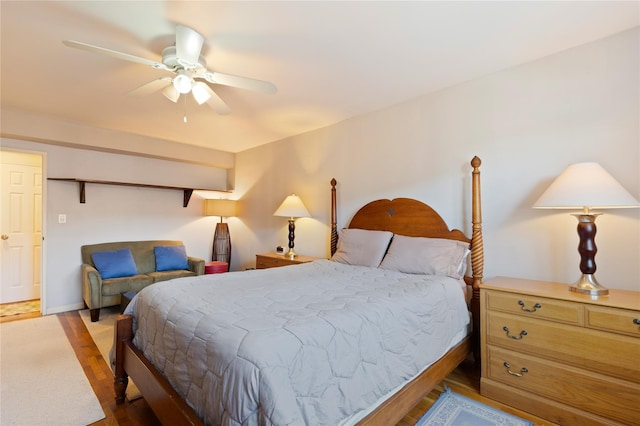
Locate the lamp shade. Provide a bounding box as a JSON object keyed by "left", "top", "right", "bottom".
{"left": 533, "top": 162, "right": 639, "bottom": 211}
{"left": 273, "top": 194, "right": 311, "bottom": 219}
{"left": 204, "top": 199, "right": 237, "bottom": 217}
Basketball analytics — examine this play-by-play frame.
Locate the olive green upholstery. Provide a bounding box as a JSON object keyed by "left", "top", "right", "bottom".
{"left": 81, "top": 240, "right": 204, "bottom": 321}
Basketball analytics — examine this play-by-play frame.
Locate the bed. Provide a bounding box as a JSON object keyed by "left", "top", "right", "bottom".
{"left": 113, "top": 156, "right": 484, "bottom": 425}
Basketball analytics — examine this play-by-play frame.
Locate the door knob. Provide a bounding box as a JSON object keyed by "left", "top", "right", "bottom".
{"left": 1, "top": 234, "right": 8, "bottom": 240}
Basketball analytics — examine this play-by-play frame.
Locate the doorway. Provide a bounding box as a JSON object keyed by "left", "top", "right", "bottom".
{"left": 0, "top": 150, "right": 43, "bottom": 313}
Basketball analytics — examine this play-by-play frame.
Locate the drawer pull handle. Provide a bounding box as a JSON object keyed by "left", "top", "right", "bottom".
{"left": 633, "top": 318, "right": 640, "bottom": 325}
{"left": 518, "top": 300, "right": 541, "bottom": 312}
{"left": 503, "top": 326, "right": 528, "bottom": 340}
{"left": 503, "top": 362, "right": 528, "bottom": 377}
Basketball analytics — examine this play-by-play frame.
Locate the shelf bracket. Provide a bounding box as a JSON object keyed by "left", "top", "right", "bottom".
{"left": 183, "top": 189, "right": 194, "bottom": 208}
{"left": 79, "top": 181, "right": 86, "bottom": 203}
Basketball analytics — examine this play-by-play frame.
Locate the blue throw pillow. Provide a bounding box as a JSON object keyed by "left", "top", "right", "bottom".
{"left": 91, "top": 248, "right": 138, "bottom": 279}
{"left": 155, "top": 245, "right": 189, "bottom": 271}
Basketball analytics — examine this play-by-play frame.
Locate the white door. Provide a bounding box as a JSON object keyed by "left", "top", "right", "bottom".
{"left": 0, "top": 151, "right": 42, "bottom": 303}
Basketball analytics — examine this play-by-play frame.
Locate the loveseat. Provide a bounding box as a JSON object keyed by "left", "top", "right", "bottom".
{"left": 81, "top": 240, "right": 204, "bottom": 321}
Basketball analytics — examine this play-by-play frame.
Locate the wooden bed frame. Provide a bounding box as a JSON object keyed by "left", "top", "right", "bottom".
{"left": 113, "top": 156, "right": 483, "bottom": 426}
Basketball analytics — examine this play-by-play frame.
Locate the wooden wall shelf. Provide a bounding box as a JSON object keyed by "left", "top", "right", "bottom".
{"left": 48, "top": 178, "right": 229, "bottom": 207}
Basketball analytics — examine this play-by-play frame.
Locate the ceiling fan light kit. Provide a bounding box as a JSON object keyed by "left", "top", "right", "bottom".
{"left": 192, "top": 82, "right": 212, "bottom": 105}
{"left": 173, "top": 70, "right": 193, "bottom": 94}
{"left": 62, "top": 24, "right": 277, "bottom": 115}
{"left": 162, "top": 85, "right": 180, "bottom": 103}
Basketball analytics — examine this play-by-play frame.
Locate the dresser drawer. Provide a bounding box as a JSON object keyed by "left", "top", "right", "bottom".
{"left": 586, "top": 305, "right": 640, "bottom": 337}
{"left": 486, "top": 311, "right": 640, "bottom": 383}
{"left": 485, "top": 346, "right": 640, "bottom": 425}
{"left": 256, "top": 255, "right": 294, "bottom": 269}
{"left": 485, "top": 290, "right": 582, "bottom": 325}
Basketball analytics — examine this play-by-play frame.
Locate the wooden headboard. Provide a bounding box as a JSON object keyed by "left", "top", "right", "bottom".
{"left": 345, "top": 198, "right": 470, "bottom": 242}
{"left": 330, "top": 157, "right": 482, "bottom": 276}
{"left": 329, "top": 156, "right": 484, "bottom": 357}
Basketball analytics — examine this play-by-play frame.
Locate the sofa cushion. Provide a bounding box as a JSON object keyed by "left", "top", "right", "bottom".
{"left": 92, "top": 248, "right": 138, "bottom": 279}
{"left": 155, "top": 245, "right": 189, "bottom": 271}
{"left": 148, "top": 270, "right": 197, "bottom": 283}
{"left": 101, "top": 274, "right": 154, "bottom": 296}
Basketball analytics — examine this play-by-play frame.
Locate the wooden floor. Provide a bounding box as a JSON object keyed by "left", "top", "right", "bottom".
{"left": 4, "top": 306, "right": 553, "bottom": 425}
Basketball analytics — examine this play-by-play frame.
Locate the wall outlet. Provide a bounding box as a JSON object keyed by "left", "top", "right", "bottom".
{"left": 58, "top": 214, "right": 67, "bottom": 224}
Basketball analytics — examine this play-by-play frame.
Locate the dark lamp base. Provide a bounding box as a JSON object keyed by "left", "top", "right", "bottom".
{"left": 212, "top": 222, "right": 231, "bottom": 265}
{"left": 569, "top": 213, "right": 608, "bottom": 298}
{"left": 285, "top": 219, "right": 297, "bottom": 260}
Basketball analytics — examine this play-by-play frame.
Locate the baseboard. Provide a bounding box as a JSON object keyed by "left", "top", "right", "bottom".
{"left": 44, "top": 302, "right": 85, "bottom": 315}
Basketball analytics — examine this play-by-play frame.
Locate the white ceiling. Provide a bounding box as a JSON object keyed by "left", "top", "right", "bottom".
{"left": 1, "top": 1, "right": 638, "bottom": 154}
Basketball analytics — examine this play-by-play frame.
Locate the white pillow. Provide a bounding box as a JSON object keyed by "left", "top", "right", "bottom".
{"left": 379, "top": 234, "right": 470, "bottom": 279}
{"left": 331, "top": 229, "right": 393, "bottom": 267}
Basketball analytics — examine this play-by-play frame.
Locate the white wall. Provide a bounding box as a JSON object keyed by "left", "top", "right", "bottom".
{"left": 0, "top": 139, "right": 229, "bottom": 314}
{"left": 1, "top": 108, "right": 235, "bottom": 169}
{"left": 233, "top": 27, "right": 640, "bottom": 291}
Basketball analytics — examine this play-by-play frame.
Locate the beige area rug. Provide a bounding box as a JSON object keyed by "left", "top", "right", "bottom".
{"left": 78, "top": 307, "right": 142, "bottom": 400}
{"left": 0, "top": 315, "right": 105, "bottom": 425}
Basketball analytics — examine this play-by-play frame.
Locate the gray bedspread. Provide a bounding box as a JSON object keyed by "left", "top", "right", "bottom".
{"left": 125, "top": 259, "right": 470, "bottom": 426}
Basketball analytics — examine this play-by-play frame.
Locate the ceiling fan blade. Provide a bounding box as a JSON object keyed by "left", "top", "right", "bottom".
{"left": 162, "top": 85, "right": 180, "bottom": 103}
{"left": 201, "top": 84, "right": 231, "bottom": 115}
{"left": 128, "top": 77, "right": 172, "bottom": 96}
{"left": 62, "top": 40, "right": 170, "bottom": 71}
{"left": 175, "top": 25, "right": 204, "bottom": 67}
{"left": 203, "top": 71, "right": 277, "bottom": 94}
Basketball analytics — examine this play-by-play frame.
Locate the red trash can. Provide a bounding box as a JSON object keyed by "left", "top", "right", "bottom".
{"left": 205, "top": 261, "right": 229, "bottom": 274}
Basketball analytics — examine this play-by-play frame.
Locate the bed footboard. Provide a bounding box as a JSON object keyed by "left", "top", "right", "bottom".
{"left": 114, "top": 314, "right": 203, "bottom": 425}
{"left": 114, "top": 314, "right": 469, "bottom": 426}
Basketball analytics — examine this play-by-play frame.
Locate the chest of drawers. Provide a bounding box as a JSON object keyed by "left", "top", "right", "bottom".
{"left": 480, "top": 277, "right": 640, "bottom": 426}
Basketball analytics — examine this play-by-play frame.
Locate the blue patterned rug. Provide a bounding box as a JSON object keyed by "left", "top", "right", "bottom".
{"left": 416, "top": 388, "right": 533, "bottom": 426}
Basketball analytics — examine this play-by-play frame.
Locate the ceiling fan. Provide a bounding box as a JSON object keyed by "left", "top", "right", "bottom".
{"left": 62, "top": 25, "right": 277, "bottom": 115}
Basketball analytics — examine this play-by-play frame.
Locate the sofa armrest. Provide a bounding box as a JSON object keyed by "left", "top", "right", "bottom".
{"left": 187, "top": 256, "right": 205, "bottom": 275}
{"left": 81, "top": 263, "right": 103, "bottom": 309}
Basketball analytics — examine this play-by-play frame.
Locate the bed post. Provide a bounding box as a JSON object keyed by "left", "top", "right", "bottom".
{"left": 470, "top": 156, "right": 484, "bottom": 363}
{"left": 114, "top": 314, "right": 132, "bottom": 403}
{"left": 330, "top": 178, "right": 338, "bottom": 257}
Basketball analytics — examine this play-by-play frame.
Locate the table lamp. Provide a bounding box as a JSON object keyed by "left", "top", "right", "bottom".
{"left": 204, "top": 199, "right": 237, "bottom": 266}
{"left": 273, "top": 194, "right": 311, "bottom": 258}
{"left": 533, "top": 162, "right": 639, "bottom": 296}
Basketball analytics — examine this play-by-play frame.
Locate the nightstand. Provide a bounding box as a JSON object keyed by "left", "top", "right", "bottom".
{"left": 480, "top": 276, "right": 640, "bottom": 425}
{"left": 255, "top": 253, "right": 323, "bottom": 269}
